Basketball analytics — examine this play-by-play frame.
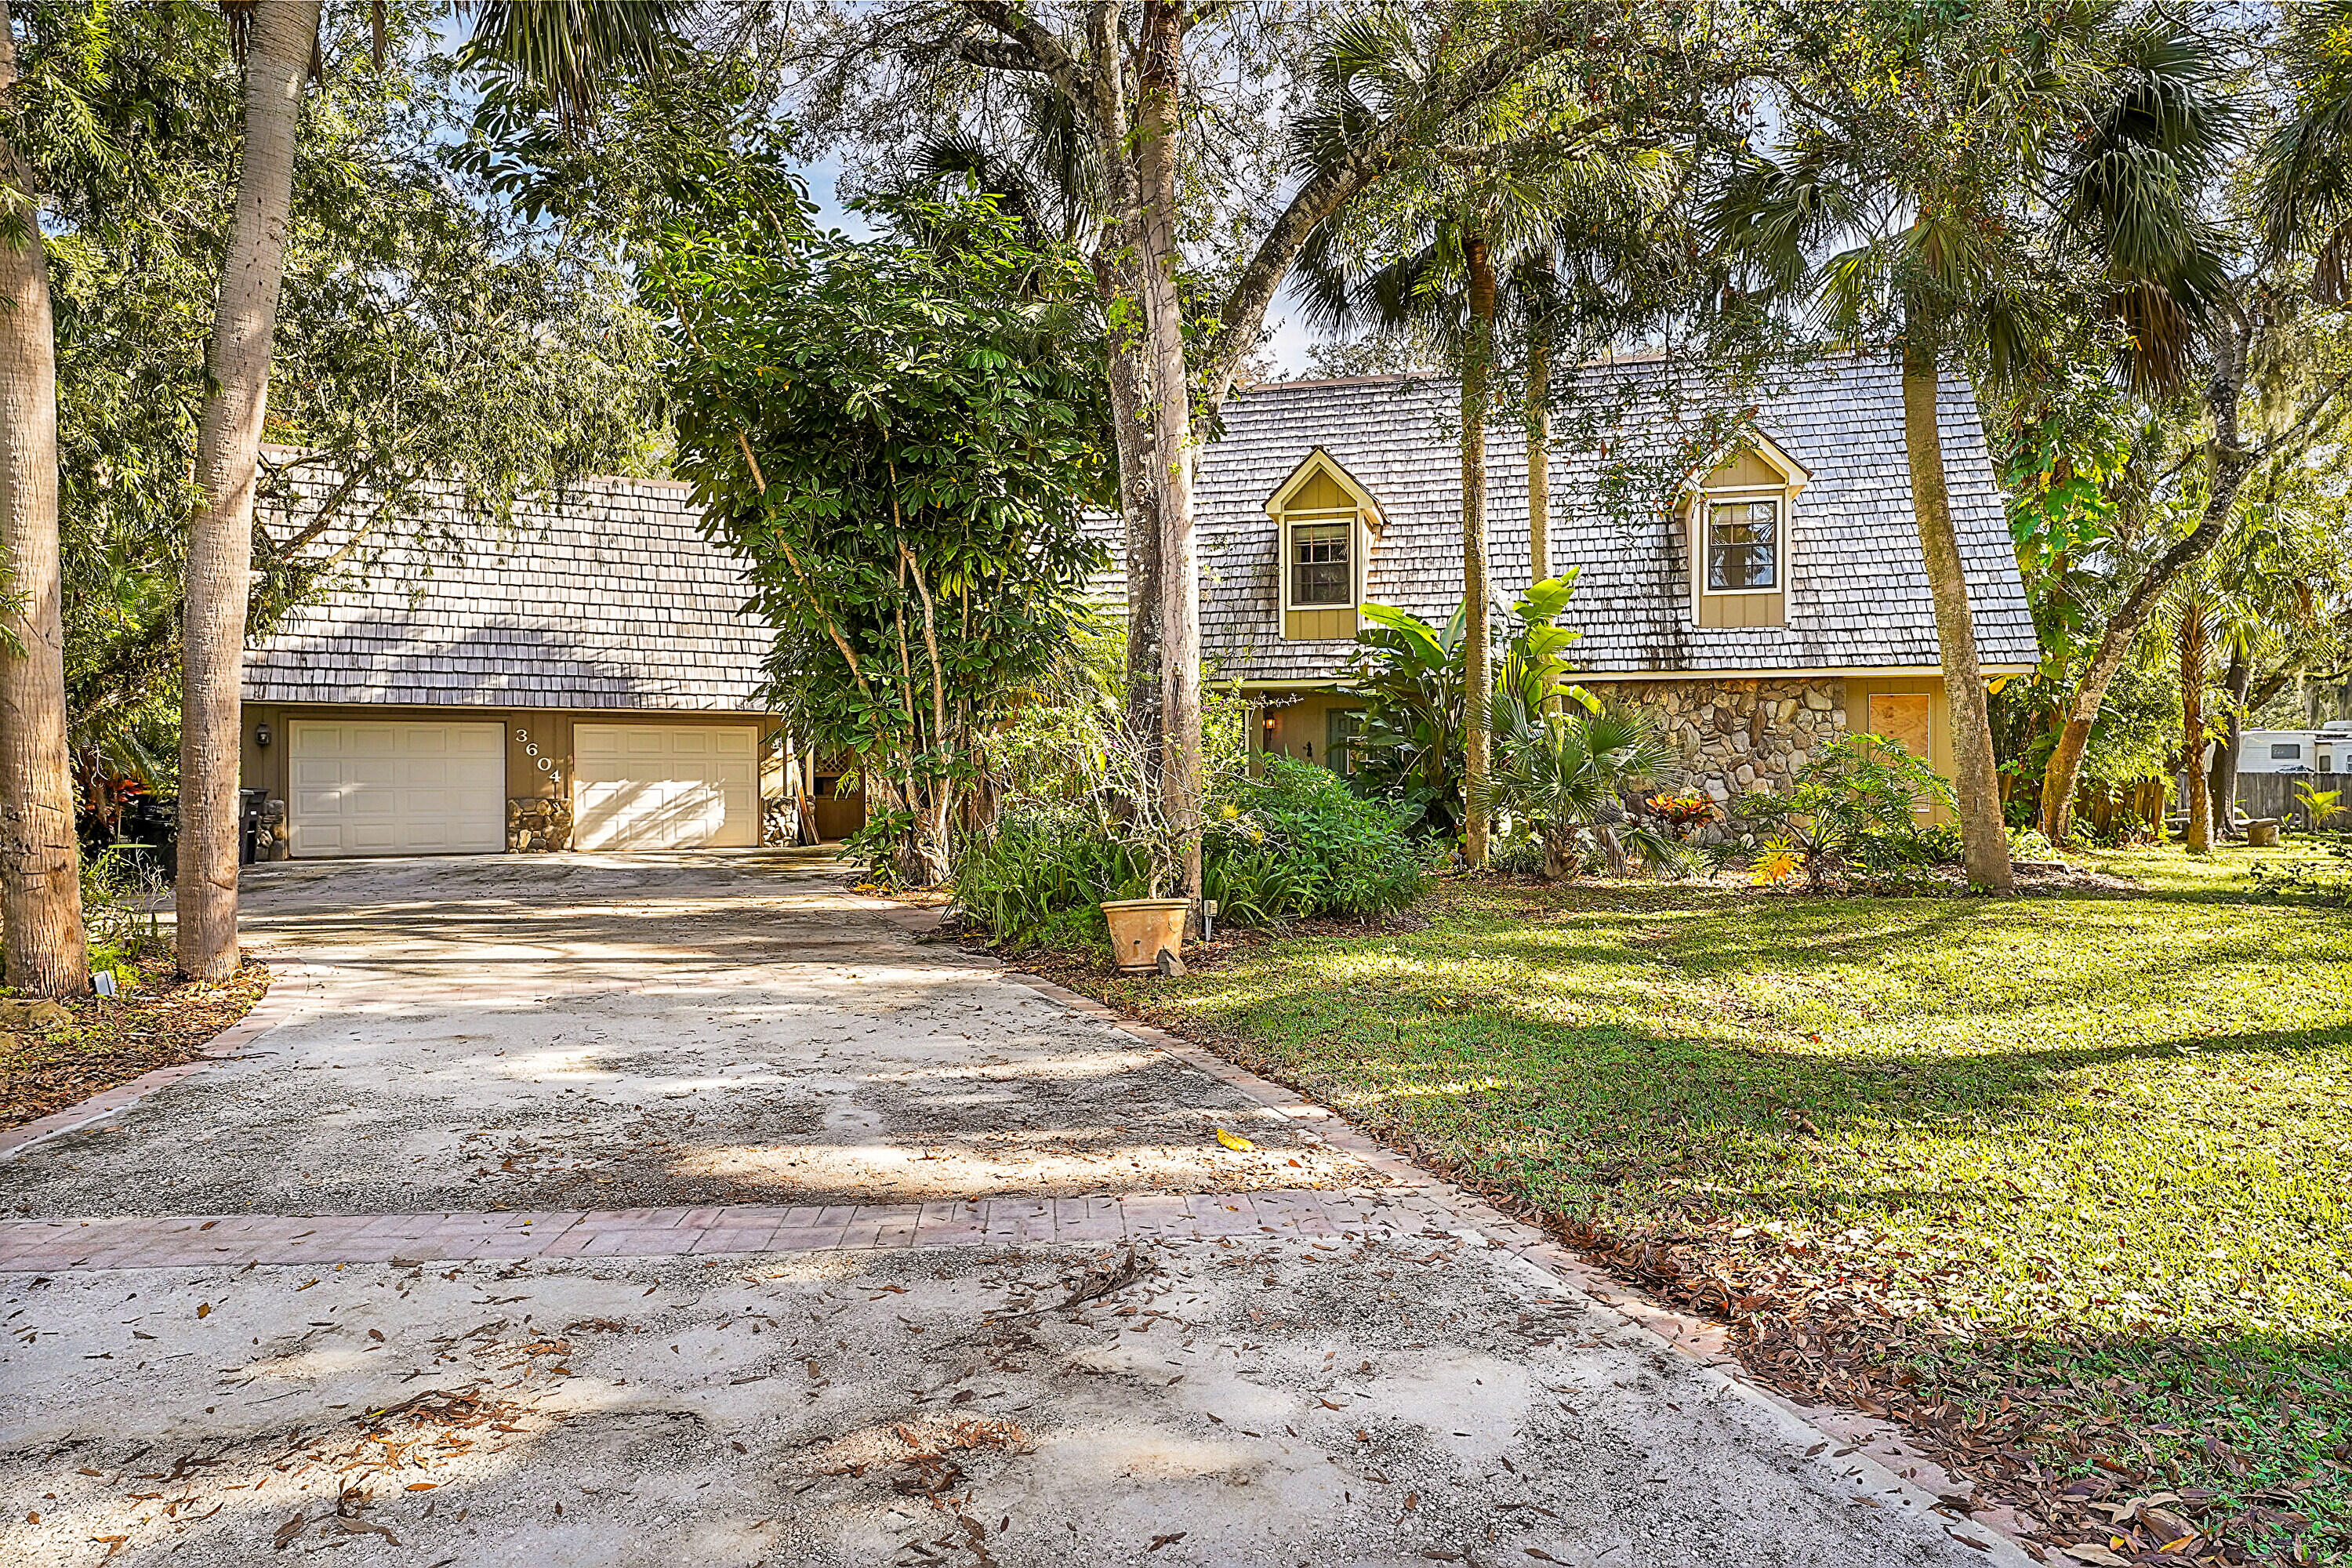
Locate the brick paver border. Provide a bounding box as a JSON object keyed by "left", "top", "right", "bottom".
{"left": 0, "top": 1187, "right": 1437, "bottom": 1273}
{"left": 0, "top": 960, "right": 322, "bottom": 1163}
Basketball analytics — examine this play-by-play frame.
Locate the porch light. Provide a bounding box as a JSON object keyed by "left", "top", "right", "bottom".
{"left": 255, "top": 721, "right": 273, "bottom": 748}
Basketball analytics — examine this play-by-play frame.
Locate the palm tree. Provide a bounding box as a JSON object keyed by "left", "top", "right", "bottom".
{"left": 176, "top": 0, "right": 681, "bottom": 978}
{"left": 1703, "top": 5, "right": 2114, "bottom": 893}
{"left": 1483, "top": 703, "right": 1681, "bottom": 880}
{"left": 0, "top": 6, "right": 89, "bottom": 996}
{"left": 1294, "top": 31, "right": 1676, "bottom": 866}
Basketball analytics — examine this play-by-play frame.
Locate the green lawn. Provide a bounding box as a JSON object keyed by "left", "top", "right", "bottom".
{"left": 1083, "top": 844, "right": 2352, "bottom": 1562}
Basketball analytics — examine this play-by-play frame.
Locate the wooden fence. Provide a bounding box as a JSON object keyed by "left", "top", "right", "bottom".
{"left": 2236, "top": 771, "right": 2350, "bottom": 829}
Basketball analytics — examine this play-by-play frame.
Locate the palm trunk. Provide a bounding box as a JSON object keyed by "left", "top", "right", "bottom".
{"left": 2209, "top": 654, "right": 2247, "bottom": 839}
{"left": 2180, "top": 601, "right": 2211, "bottom": 855}
{"left": 0, "top": 12, "right": 89, "bottom": 998}
{"left": 1134, "top": 0, "right": 1204, "bottom": 922}
{"left": 1461, "top": 232, "right": 1497, "bottom": 868}
{"left": 2039, "top": 313, "right": 2256, "bottom": 842}
{"left": 1526, "top": 314, "right": 1550, "bottom": 584}
{"left": 176, "top": 0, "right": 319, "bottom": 980}
{"left": 1899, "top": 325, "right": 2013, "bottom": 892}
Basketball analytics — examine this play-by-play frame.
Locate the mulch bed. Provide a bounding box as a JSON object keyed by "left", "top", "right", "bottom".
{"left": 2, "top": 957, "right": 270, "bottom": 1131}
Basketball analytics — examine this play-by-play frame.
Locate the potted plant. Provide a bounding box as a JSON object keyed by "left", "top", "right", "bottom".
{"left": 1091, "top": 728, "right": 1194, "bottom": 974}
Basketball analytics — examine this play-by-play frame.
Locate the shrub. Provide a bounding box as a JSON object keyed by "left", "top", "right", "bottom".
{"left": 953, "top": 757, "right": 1425, "bottom": 945}
{"left": 1715, "top": 735, "right": 1958, "bottom": 891}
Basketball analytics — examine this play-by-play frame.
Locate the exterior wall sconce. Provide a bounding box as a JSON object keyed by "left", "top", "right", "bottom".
{"left": 255, "top": 721, "right": 273, "bottom": 748}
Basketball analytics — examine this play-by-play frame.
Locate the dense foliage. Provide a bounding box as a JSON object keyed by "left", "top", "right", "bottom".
{"left": 4, "top": 0, "right": 666, "bottom": 802}
{"left": 1715, "top": 735, "right": 1960, "bottom": 892}
{"left": 956, "top": 758, "right": 1425, "bottom": 946}
{"left": 657, "top": 193, "right": 1113, "bottom": 884}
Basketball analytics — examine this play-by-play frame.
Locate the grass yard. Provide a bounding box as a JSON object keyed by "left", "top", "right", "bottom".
{"left": 1073, "top": 843, "right": 2352, "bottom": 1566}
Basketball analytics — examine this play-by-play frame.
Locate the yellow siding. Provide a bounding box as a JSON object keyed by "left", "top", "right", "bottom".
{"left": 1285, "top": 607, "right": 1358, "bottom": 641}
{"left": 1697, "top": 590, "right": 1786, "bottom": 628}
{"left": 1707, "top": 450, "right": 1784, "bottom": 488}
{"left": 1290, "top": 471, "right": 1349, "bottom": 510}
{"left": 1846, "top": 677, "right": 1958, "bottom": 825}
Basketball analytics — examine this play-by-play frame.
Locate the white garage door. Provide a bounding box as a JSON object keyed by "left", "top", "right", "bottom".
{"left": 573, "top": 724, "right": 759, "bottom": 851}
{"left": 288, "top": 720, "right": 506, "bottom": 858}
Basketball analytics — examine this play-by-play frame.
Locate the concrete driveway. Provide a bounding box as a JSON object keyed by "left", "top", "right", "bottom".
{"left": 0, "top": 855, "right": 2021, "bottom": 1567}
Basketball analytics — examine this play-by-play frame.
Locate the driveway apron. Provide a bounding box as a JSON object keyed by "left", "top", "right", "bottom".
{"left": 0, "top": 855, "right": 2020, "bottom": 1567}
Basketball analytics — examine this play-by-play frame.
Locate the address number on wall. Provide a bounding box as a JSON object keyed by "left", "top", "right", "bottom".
{"left": 514, "top": 727, "right": 563, "bottom": 786}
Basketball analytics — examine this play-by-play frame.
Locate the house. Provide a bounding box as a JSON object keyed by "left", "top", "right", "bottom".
{"left": 1181, "top": 353, "right": 2038, "bottom": 811}
{"left": 2238, "top": 725, "right": 2351, "bottom": 775}
{"left": 238, "top": 352, "right": 2034, "bottom": 858}
{"left": 238, "top": 474, "right": 808, "bottom": 858}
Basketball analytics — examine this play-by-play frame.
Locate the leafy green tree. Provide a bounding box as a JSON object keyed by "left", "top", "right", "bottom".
{"left": 1704, "top": 2, "right": 2107, "bottom": 892}
{"left": 656, "top": 195, "right": 1113, "bottom": 887}
{"left": 818, "top": 0, "right": 1715, "bottom": 926}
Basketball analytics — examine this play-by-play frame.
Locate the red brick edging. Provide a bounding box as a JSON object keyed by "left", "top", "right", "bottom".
{"left": 0, "top": 960, "right": 319, "bottom": 1163}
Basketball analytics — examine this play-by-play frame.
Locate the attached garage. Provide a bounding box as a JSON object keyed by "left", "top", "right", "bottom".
{"left": 573, "top": 723, "right": 760, "bottom": 851}
{"left": 288, "top": 720, "right": 506, "bottom": 858}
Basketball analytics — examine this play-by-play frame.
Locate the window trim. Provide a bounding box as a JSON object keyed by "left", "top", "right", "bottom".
{"left": 1696, "top": 489, "right": 1787, "bottom": 597}
{"left": 1280, "top": 506, "right": 1364, "bottom": 614}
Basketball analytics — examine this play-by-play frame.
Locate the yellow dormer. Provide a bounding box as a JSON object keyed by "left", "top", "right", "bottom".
{"left": 1265, "top": 448, "right": 1384, "bottom": 641}
{"left": 1682, "top": 431, "right": 1810, "bottom": 630}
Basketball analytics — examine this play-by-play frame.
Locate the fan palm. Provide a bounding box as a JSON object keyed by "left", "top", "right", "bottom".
{"left": 1293, "top": 7, "right": 1679, "bottom": 868}
{"left": 1481, "top": 703, "right": 1682, "bottom": 880}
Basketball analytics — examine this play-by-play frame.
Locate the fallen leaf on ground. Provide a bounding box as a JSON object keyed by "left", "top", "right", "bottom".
{"left": 1214, "top": 1128, "right": 1255, "bottom": 1152}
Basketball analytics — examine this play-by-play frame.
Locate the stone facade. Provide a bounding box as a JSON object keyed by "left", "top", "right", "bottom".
{"left": 1595, "top": 677, "right": 1849, "bottom": 835}
{"left": 508, "top": 797, "right": 573, "bottom": 852}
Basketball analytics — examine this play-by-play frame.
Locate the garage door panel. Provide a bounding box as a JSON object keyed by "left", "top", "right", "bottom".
{"left": 572, "top": 724, "right": 759, "bottom": 851}
{"left": 288, "top": 720, "right": 505, "bottom": 858}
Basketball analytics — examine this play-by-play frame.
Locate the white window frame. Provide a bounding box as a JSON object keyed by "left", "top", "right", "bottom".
{"left": 1281, "top": 507, "right": 1364, "bottom": 613}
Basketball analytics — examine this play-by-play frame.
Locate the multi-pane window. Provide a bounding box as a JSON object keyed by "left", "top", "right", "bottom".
{"left": 1290, "top": 519, "right": 1352, "bottom": 605}
{"left": 1706, "top": 499, "right": 1779, "bottom": 591}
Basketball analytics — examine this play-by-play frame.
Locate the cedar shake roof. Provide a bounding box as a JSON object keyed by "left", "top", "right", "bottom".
{"left": 1180, "top": 352, "right": 2038, "bottom": 681}
{"left": 241, "top": 474, "right": 772, "bottom": 712}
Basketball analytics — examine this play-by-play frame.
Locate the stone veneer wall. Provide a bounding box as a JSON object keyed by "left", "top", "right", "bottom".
{"left": 508, "top": 797, "right": 574, "bottom": 852}
{"left": 1595, "top": 678, "right": 1849, "bottom": 838}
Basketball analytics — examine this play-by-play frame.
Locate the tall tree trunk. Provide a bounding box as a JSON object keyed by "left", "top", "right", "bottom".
{"left": 2039, "top": 313, "right": 2256, "bottom": 842}
{"left": 0, "top": 12, "right": 89, "bottom": 998}
{"left": 1460, "top": 233, "right": 1497, "bottom": 867}
{"left": 2209, "top": 654, "right": 2248, "bottom": 839}
{"left": 1899, "top": 324, "right": 2013, "bottom": 891}
{"left": 1526, "top": 313, "right": 1550, "bottom": 585}
{"left": 1134, "top": 0, "right": 1203, "bottom": 920}
{"left": 2180, "top": 600, "right": 2211, "bottom": 855}
{"left": 176, "top": 0, "right": 319, "bottom": 980}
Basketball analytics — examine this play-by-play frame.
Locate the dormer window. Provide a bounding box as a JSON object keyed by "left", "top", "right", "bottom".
{"left": 1265, "top": 447, "right": 1385, "bottom": 641}
{"left": 1684, "top": 430, "right": 1809, "bottom": 630}
{"left": 1705, "top": 498, "right": 1780, "bottom": 591}
{"left": 1290, "top": 518, "right": 1353, "bottom": 604}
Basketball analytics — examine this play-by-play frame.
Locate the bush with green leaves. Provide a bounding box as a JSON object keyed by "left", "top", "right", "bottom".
{"left": 953, "top": 757, "right": 1425, "bottom": 946}
{"left": 1481, "top": 704, "right": 1689, "bottom": 880}
{"left": 2248, "top": 837, "right": 2352, "bottom": 906}
{"left": 1714, "top": 735, "right": 1961, "bottom": 891}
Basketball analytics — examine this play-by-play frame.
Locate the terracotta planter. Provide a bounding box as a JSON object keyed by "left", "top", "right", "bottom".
{"left": 1101, "top": 897, "right": 1190, "bottom": 974}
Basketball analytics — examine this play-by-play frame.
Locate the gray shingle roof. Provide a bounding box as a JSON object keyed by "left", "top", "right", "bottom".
{"left": 241, "top": 474, "right": 771, "bottom": 712}
{"left": 1187, "top": 353, "right": 2038, "bottom": 681}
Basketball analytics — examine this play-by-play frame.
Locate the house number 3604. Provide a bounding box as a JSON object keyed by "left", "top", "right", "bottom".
{"left": 514, "top": 728, "right": 562, "bottom": 785}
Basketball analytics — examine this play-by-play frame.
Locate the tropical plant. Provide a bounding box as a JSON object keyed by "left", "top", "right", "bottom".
{"left": 2296, "top": 781, "right": 2347, "bottom": 830}
{"left": 1715, "top": 735, "right": 1959, "bottom": 892}
{"left": 1339, "top": 574, "right": 1588, "bottom": 843}
{"left": 1481, "top": 704, "right": 1684, "bottom": 879}
{"left": 659, "top": 194, "right": 1113, "bottom": 887}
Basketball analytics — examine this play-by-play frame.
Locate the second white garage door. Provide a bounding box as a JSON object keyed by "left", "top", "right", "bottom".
{"left": 288, "top": 720, "right": 506, "bottom": 858}
{"left": 572, "top": 724, "right": 760, "bottom": 851}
